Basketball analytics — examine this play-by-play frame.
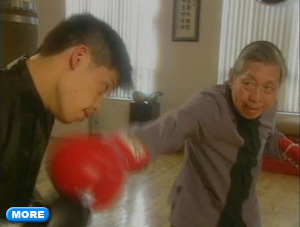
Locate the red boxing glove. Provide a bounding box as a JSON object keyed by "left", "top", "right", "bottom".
{"left": 279, "top": 137, "right": 299, "bottom": 168}
{"left": 102, "top": 131, "right": 151, "bottom": 172}
{"left": 48, "top": 132, "right": 151, "bottom": 211}
{"left": 48, "top": 135, "right": 127, "bottom": 211}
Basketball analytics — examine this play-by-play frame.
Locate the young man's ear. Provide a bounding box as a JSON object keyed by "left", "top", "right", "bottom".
{"left": 69, "top": 45, "right": 89, "bottom": 70}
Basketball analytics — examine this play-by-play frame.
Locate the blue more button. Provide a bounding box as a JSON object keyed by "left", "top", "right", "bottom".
{"left": 6, "top": 207, "right": 50, "bottom": 223}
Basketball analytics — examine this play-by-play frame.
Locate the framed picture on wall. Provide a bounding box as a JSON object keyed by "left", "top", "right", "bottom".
{"left": 172, "top": 0, "right": 201, "bottom": 42}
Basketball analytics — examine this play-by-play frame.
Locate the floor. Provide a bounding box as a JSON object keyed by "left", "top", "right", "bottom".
{"left": 33, "top": 143, "right": 299, "bottom": 227}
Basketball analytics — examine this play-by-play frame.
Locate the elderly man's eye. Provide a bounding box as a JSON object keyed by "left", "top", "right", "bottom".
{"left": 266, "top": 85, "right": 273, "bottom": 90}
{"left": 242, "top": 81, "right": 254, "bottom": 89}
{"left": 265, "top": 85, "right": 275, "bottom": 93}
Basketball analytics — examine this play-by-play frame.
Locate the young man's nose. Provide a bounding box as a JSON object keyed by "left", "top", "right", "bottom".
{"left": 93, "top": 96, "right": 105, "bottom": 113}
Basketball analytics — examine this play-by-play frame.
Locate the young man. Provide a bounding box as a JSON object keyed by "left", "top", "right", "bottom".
{"left": 0, "top": 13, "right": 132, "bottom": 224}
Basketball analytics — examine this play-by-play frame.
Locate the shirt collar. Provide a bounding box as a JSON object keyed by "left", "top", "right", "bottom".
{"left": 8, "top": 55, "right": 47, "bottom": 114}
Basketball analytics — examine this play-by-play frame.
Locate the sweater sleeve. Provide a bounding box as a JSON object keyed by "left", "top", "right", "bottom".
{"left": 127, "top": 91, "right": 220, "bottom": 159}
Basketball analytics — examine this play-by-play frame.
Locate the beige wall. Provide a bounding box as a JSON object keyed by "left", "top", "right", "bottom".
{"left": 96, "top": 0, "right": 223, "bottom": 131}
{"left": 36, "top": 0, "right": 65, "bottom": 44}
{"left": 155, "top": 0, "right": 223, "bottom": 113}
{"left": 36, "top": 0, "right": 223, "bottom": 135}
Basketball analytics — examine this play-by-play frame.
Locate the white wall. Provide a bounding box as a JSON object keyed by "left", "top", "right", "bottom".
{"left": 36, "top": 0, "right": 223, "bottom": 134}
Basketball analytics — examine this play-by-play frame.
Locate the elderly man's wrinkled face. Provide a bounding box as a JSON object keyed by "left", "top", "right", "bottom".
{"left": 230, "top": 61, "right": 281, "bottom": 119}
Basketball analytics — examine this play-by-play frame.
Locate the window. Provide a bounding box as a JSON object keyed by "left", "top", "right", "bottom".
{"left": 218, "top": 0, "right": 299, "bottom": 113}
{"left": 65, "top": 0, "right": 160, "bottom": 99}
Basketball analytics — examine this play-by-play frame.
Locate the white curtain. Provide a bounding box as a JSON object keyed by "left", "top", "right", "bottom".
{"left": 65, "top": 0, "right": 160, "bottom": 99}
{"left": 218, "top": 0, "right": 299, "bottom": 113}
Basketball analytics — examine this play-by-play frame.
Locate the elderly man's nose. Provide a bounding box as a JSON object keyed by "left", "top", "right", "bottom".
{"left": 249, "top": 87, "right": 262, "bottom": 102}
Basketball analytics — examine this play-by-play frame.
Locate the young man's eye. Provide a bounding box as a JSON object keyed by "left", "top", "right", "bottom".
{"left": 99, "top": 85, "right": 112, "bottom": 97}
{"left": 106, "top": 84, "right": 113, "bottom": 93}
{"left": 104, "top": 85, "right": 108, "bottom": 92}
{"left": 98, "top": 87, "right": 107, "bottom": 96}
{"left": 102, "top": 84, "right": 109, "bottom": 93}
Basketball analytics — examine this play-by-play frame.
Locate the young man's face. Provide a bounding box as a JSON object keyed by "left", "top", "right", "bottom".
{"left": 230, "top": 61, "right": 281, "bottom": 120}
{"left": 54, "top": 50, "right": 118, "bottom": 123}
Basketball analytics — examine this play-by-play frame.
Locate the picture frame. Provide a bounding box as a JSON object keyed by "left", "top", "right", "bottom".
{"left": 172, "top": 0, "right": 201, "bottom": 42}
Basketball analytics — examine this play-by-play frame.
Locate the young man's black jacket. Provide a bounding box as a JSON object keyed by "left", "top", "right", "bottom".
{"left": 0, "top": 56, "right": 54, "bottom": 219}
